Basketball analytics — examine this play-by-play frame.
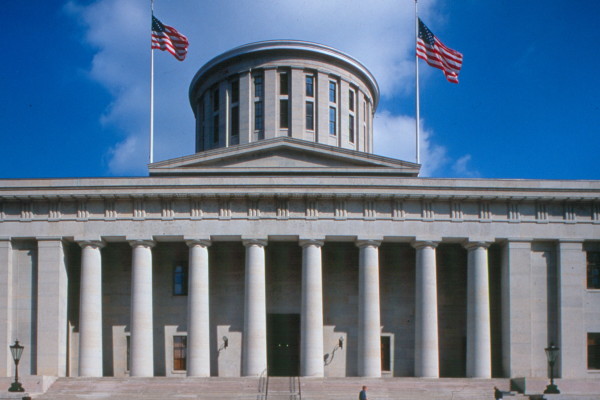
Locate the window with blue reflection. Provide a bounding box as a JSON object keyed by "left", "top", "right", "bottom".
{"left": 173, "top": 264, "right": 188, "bottom": 296}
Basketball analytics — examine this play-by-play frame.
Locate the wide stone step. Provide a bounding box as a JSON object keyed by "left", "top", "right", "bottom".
{"left": 34, "top": 377, "right": 517, "bottom": 400}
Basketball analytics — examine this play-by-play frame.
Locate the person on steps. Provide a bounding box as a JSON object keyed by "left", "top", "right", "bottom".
{"left": 359, "top": 385, "right": 368, "bottom": 400}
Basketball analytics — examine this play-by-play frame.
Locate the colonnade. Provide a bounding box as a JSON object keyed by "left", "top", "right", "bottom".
{"left": 76, "top": 239, "right": 493, "bottom": 378}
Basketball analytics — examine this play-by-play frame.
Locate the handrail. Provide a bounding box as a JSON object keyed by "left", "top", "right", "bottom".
{"left": 256, "top": 368, "right": 268, "bottom": 400}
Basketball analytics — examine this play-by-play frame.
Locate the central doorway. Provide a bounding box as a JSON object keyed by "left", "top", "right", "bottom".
{"left": 267, "top": 313, "right": 300, "bottom": 376}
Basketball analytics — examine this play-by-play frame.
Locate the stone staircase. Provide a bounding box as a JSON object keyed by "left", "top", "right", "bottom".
{"left": 34, "top": 377, "right": 260, "bottom": 399}
{"left": 266, "top": 377, "right": 301, "bottom": 400}
{"left": 31, "top": 377, "right": 526, "bottom": 400}
{"left": 297, "top": 377, "right": 522, "bottom": 400}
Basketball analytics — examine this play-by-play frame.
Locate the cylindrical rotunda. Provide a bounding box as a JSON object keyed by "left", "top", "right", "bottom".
{"left": 189, "top": 40, "right": 380, "bottom": 153}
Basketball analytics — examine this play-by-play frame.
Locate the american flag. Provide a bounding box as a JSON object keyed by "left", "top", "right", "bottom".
{"left": 151, "top": 16, "right": 189, "bottom": 61}
{"left": 417, "top": 18, "right": 463, "bottom": 84}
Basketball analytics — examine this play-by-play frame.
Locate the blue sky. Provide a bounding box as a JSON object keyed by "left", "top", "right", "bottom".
{"left": 2, "top": 0, "right": 599, "bottom": 180}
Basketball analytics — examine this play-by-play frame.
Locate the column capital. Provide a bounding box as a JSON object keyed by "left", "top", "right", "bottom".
{"left": 128, "top": 240, "right": 156, "bottom": 249}
{"left": 77, "top": 240, "right": 106, "bottom": 250}
{"left": 356, "top": 239, "right": 381, "bottom": 248}
{"left": 242, "top": 239, "right": 268, "bottom": 247}
{"left": 463, "top": 241, "right": 492, "bottom": 251}
{"left": 186, "top": 239, "right": 212, "bottom": 248}
{"left": 411, "top": 240, "right": 439, "bottom": 250}
{"left": 36, "top": 236, "right": 66, "bottom": 243}
{"left": 299, "top": 239, "right": 324, "bottom": 248}
{"left": 558, "top": 239, "right": 585, "bottom": 247}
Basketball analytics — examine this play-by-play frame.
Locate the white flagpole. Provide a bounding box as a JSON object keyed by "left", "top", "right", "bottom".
{"left": 415, "top": 0, "right": 421, "bottom": 164}
{"left": 149, "top": 0, "right": 155, "bottom": 164}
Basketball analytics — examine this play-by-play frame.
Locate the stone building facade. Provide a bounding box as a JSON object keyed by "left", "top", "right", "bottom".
{"left": 1, "top": 41, "right": 599, "bottom": 382}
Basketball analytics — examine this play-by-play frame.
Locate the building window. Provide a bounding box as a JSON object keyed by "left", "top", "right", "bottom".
{"left": 197, "top": 100, "right": 205, "bottom": 150}
{"left": 255, "top": 101, "right": 263, "bottom": 131}
{"left": 349, "top": 89, "right": 355, "bottom": 111}
{"left": 329, "top": 81, "right": 337, "bottom": 103}
{"left": 212, "top": 87, "right": 219, "bottom": 112}
{"left": 280, "top": 99, "right": 289, "bottom": 129}
{"left": 212, "top": 115, "right": 219, "bottom": 143}
{"left": 230, "top": 79, "right": 240, "bottom": 140}
{"left": 231, "top": 80, "right": 239, "bottom": 103}
{"left": 254, "top": 75, "right": 264, "bottom": 98}
{"left": 254, "top": 74, "right": 264, "bottom": 137}
{"left": 589, "top": 333, "right": 600, "bottom": 370}
{"left": 126, "top": 335, "right": 131, "bottom": 372}
{"left": 588, "top": 251, "right": 600, "bottom": 289}
{"left": 381, "top": 336, "right": 391, "bottom": 372}
{"left": 231, "top": 105, "right": 239, "bottom": 137}
{"left": 173, "top": 264, "right": 188, "bottom": 296}
{"left": 173, "top": 336, "right": 187, "bottom": 371}
{"left": 306, "top": 75, "right": 314, "bottom": 97}
{"left": 349, "top": 115, "right": 355, "bottom": 143}
{"left": 329, "top": 107, "right": 337, "bottom": 135}
{"left": 306, "top": 102, "right": 314, "bottom": 130}
{"left": 280, "top": 72, "right": 289, "bottom": 95}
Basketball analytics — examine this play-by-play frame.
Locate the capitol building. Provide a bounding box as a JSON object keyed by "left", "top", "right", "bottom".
{"left": 1, "top": 40, "right": 599, "bottom": 397}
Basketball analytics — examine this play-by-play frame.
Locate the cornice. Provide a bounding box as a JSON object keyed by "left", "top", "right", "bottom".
{"left": 189, "top": 40, "right": 380, "bottom": 110}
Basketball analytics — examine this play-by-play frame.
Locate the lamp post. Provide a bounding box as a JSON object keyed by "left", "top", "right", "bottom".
{"left": 8, "top": 340, "right": 24, "bottom": 392}
{"left": 543, "top": 343, "right": 560, "bottom": 394}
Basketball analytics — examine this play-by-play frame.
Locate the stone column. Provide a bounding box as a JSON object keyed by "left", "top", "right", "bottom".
{"left": 242, "top": 239, "right": 268, "bottom": 376}
{"left": 465, "top": 242, "right": 492, "bottom": 378}
{"left": 78, "top": 241, "right": 105, "bottom": 377}
{"left": 129, "top": 240, "right": 155, "bottom": 377}
{"left": 37, "top": 238, "right": 69, "bottom": 376}
{"left": 357, "top": 240, "right": 382, "bottom": 377}
{"left": 186, "top": 239, "right": 211, "bottom": 377}
{"left": 412, "top": 241, "right": 439, "bottom": 378}
{"left": 300, "top": 239, "right": 324, "bottom": 377}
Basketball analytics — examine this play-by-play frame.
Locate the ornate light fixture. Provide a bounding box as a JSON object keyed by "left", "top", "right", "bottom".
{"left": 543, "top": 343, "right": 560, "bottom": 394}
{"left": 8, "top": 340, "right": 24, "bottom": 392}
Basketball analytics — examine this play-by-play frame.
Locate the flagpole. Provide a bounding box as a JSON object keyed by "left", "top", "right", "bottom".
{"left": 149, "top": 0, "right": 155, "bottom": 164}
{"left": 415, "top": 0, "right": 421, "bottom": 165}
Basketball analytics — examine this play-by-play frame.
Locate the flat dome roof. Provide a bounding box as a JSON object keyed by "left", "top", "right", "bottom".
{"left": 189, "top": 40, "right": 380, "bottom": 110}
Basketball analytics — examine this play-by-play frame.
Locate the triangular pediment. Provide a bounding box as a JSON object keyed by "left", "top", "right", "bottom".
{"left": 149, "top": 137, "right": 420, "bottom": 176}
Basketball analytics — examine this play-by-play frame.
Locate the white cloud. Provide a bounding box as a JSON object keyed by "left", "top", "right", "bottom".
{"left": 451, "top": 154, "right": 480, "bottom": 178}
{"left": 67, "top": 0, "right": 445, "bottom": 175}
{"left": 106, "top": 134, "right": 147, "bottom": 176}
{"left": 373, "top": 111, "right": 448, "bottom": 177}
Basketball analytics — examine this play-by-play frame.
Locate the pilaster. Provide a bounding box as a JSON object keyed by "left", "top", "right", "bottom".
{"left": 290, "top": 68, "right": 305, "bottom": 139}
{"left": 501, "top": 239, "right": 532, "bottom": 378}
{"left": 557, "top": 240, "right": 586, "bottom": 378}
{"left": 37, "top": 237, "right": 69, "bottom": 376}
{"left": 0, "top": 238, "right": 12, "bottom": 377}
